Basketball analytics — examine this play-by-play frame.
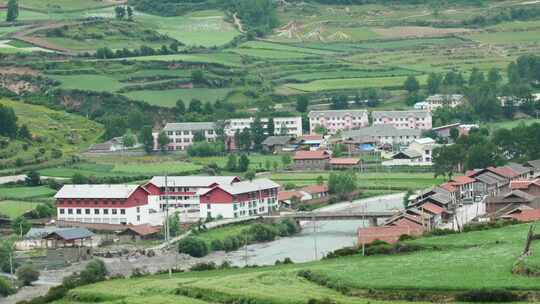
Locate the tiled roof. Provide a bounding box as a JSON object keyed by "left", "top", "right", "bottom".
{"left": 202, "top": 179, "right": 280, "bottom": 196}
{"left": 293, "top": 150, "right": 330, "bottom": 160}
{"left": 421, "top": 202, "right": 446, "bottom": 215}
{"left": 308, "top": 109, "right": 368, "bottom": 118}
{"left": 506, "top": 209, "right": 540, "bottom": 222}
{"left": 262, "top": 136, "right": 293, "bottom": 146}
{"left": 55, "top": 185, "right": 141, "bottom": 199}
{"left": 507, "top": 162, "right": 532, "bottom": 175}
{"left": 329, "top": 158, "right": 360, "bottom": 165}
{"left": 487, "top": 166, "right": 519, "bottom": 179}
{"left": 45, "top": 228, "right": 94, "bottom": 241}
{"left": 502, "top": 190, "right": 536, "bottom": 202}
{"left": 301, "top": 134, "right": 323, "bottom": 141}
{"left": 342, "top": 125, "right": 422, "bottom": 139}
{"left": 278, "top": 190, "right": 304, "bottom": 201}
{"left": 164, "top": 122, "right": 215, "bottom": 131}
{"left": 358, "top": 223, "right": 423, "bottom": 245}
{"left": 440, "top": 183, "right": 458, "bottom": 193}
{"left": 510, "top": 179, "right": 540, "bottom": 190}
{"left": 450, "top": 175, "right": 476, "bottom": 185}
{"left": 301, "top": 184, "right": 329, "bottom": 194}
{"left": 148, "top": 176, "right": 240, "bottom": 188}
{"left": 372, "top": 110, "right": 430, "bottom": 119}
{"left": 393, "top": 149, "right": 422, "bottom": 159}
{"left": 120, "top": 224, "right": 161, "bottom": 236}
{"left": 527, "top": 159, "right": 540, "bottom": 169}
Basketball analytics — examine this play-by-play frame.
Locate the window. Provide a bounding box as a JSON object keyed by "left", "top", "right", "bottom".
{"left": 76, "top": 209, "right": 82, "bottom": 215}
{"left": 59, "top": 209, "right": 65, "bottom": 214}
{"left": 85, "top": 209, "right": 90, "bottom": 214}
{"left": 103, "top": 209, "right": 109, "bottom": 215}
{"left": 112, "top": 209, "right": 117, "bottom": 215}
{"left": 68, "top": 209, "right": 73, "bottom": 215}
{"left": 94, "top": 209, "right": 100, "bottom": 215}
{"left": 207, "top": 204, "right": 211, "bottom": 210}
{"left": 136, "top": 207, "right": 140, "bottom": 213}
{"left": 137, "top": 215, "right": 140, "bottom": 221}
{"left": 120, "top": 209, "right": 126, "bottom": 215}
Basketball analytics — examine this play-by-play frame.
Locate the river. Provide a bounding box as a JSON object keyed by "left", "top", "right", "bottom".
{"left": 225, "top": 193, "right": 405, "bottom": 266}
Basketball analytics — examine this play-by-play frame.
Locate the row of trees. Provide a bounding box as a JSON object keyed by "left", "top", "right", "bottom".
{"left": 114, "top": 6, "right": 134, "bottom": 21}
{"left": 94, "top": 41, "right": 183, "bottom": 59}
{"left": 433, "top": 123, "right": 540, "bottom": 178}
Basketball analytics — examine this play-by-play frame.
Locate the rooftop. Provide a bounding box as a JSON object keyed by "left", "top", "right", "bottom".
{"left": 329, "top": 158, "right": 360, "bottom": 165}
{"left": 44, "top": 228, "right": 94, "bottom": 241}
{"left": 55, "top": 185, "right": 141, "bottom": 199}
{"left": 308, "top": 109, "right": 368, "bottom": 118}
{"left": 262, "top": 136, "right": 294, "bottom": 146}
{"left": 163, "top": 122, "right": 215, "bottom": 132}
{"left": 148, "top": 176, "right": 240, "bottom": 188}
{"left": 293, "top": 150, "right": 331, "bottom": 160}
{"left": 301, "top": 184, "right": 329, "bottom": 194}
{"left": 342, "top": 125, "right": 422, "bottom": 139}
{"left": 372, "top": 110, "right": 430, "bottom": 119}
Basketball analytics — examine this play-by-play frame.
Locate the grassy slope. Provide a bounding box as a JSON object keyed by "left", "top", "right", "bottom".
{"left": 0, "top": 99, "right": 103, "bottom": 172}
{"left": 0, "top": 186, "right": 56, "bottom": 199}
{"left": 0, "top": 200, "right": 41, "bottom": 219}
{"left": 55, "top": 223, "right": 540, "bottom": 304}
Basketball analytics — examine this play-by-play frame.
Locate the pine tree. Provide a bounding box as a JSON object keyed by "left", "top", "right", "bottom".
{"left": 6, "top": 0, "right": 18, "bottom": 22}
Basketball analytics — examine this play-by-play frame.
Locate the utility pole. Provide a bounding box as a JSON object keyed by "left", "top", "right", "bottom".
{"left": 312, "top": 216, "right": 318, "bottom": 260}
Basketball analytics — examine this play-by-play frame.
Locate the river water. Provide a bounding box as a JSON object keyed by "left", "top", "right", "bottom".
{"left": 225, "top": 193, "right": 405, "bottom": 266}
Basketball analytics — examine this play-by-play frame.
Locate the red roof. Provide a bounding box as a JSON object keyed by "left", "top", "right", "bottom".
{"left": 440, "top": 183, "right": 457, "bottom": 192}
{"left": 301, "top": 184, "right": 329, "bottom": 194}
{"left": 278, "top": 190, "right": 304, "bottom": 201}
{"left": 487, "top": 166, "right": 519, "bottom": 179}
{"left": 420, "top": 202, "right": 446, "bottom": 215}
{"left": 301, "top": 134, "right": 323, "bottom": 141}
{"left": 329, "top": 158, "right": 360, "bottom": 165}
{"left": 123, "top": 224, "right": 161, "bottom": 236}
{"left": 510, "top": 179, "right": 540, "bottom": 190}
{"left": 507, "top": 209, "right": 540, "bottom": 222}
{"left": 293, "top": 150, "right": 330, "bottom": 160}
{"left": 450, "top": 175, "right": 476, "bottom": 185}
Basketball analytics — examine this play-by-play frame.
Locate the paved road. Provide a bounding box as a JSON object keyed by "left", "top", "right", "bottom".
{"left": 317, "top": 192, "right": 405, "bottom": 213}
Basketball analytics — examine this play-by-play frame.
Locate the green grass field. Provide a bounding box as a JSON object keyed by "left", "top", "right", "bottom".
{"left": 19, "top": 0, "right": 114, "bottom": 11}
{"left": 0, "top": 186, "right": 56, "bottom": 200}
{"left": 0, "top": 200, "right": 41, "bottom": 219}
{"left": 52, "top": 223, "right": 540, "bottom": 304}
{"left": 0, "top": 99, "right": 103, "bottom": 172}
{"left": 123, "top": 88, "right": 232, "bottom": 107}
{"left": 49, "top": 74, "right": 124, "bottom": 92}
{"left": 192, "top": 154, "right": 286, "bottom": 171}
{"left": 282, "top": 75, "right": 428, "bottom": 92}
{"left": 486, "top": 118, "right": 540, "bottom": 130}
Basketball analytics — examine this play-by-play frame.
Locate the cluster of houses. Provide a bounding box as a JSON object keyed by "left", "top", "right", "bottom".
{"left": 54, "top": 176, "right": 280, "bottom": 226}
{"left": 358, "top": 160, "right": 540, "bottom": 245}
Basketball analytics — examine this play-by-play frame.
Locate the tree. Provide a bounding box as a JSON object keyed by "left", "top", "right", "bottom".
{"left": 0, "top": 277, "right": 15, "bottom": 297}
{"left": 404, "top": 75, "right": 420, "bottom": 93}
{"left": 328, "top": 171, "right": 357, "bottom": 199}
{"left": 192, "top": 131, "right": 205, "bottom": 143}
{"left": 449, "top": 128, "right": 459, "bottom": 142}
{"left": 157, "top": 131, "right": 170, "bottom": 152}
{"left": 238, "top": 128, "right": 252, "bottom": 151}
{"left": 115, "top": 6, "right": 126, "bottom": 19}
{"left": 296, "top": 95, "right": 309, "bottom": 113}
{"left": 177, "top": 237, "right": 208, "bottom": 257}
{"left": 127, "top": 110, "right": 150, "bottom": 131}
{"left": 244, "top": 170, "right": 256, "bottom": 181}
{"left": 316, "top": 175, "right": 324, "bottom": 185}
{"left": 188, "top": 99, "right": 203, "bottom": 114}
{"left": 468, "top": 67, "right": 485, "bottom": 87}
{"left": 251, "top": 117, "right": 266, "bottom": 151}
{"left": 226, "top": 154, "right": 237, "bottom": 171}
{"left": 80, "top": 259, "right": 108, "bottom": 285}
{"left": 25, "top": 170, "right": 40, "bottom": 186}
{"left": 139, "top": 126, "right": 154, "bottom": 154}
{"left": 332, "top": 143, "right": 346, "bottom": 158}
{"left": 16, "top": 264, "right": 39, "bottom": 286}
{"left": 267, "top": 117, "right": 275, "bottom": 136}
{"left": 238, "top": 154, "right": 250, "bottom": 172}
{"left": 191, "top": 70, "right": 205, "bottom": 84}
{"left": 432, "top": 145, "right": 464, "bottom": 178}
{"left": 314, "top": 125, "right": 327, "bottom": 135}
{"left": 18, "top": 124, "right": 31, "bottom": 140}
{"left": 175, "top": 99, "right": 186, "bottom": 117}
{"left": 281, "top": 154, "right": 291, "bottom": 167}
{"left": 330, "top": 95, "right": 348, "bottom": 110}
{"left": 487, "top": 68, "right": 502, "bottom": 88}
{"left": 71, "top": 173, "right": 89, "bottom": 184}
{"left": 0, "top": 104, "right": 18, "bottom": 139}
{"left": 51, "top": 148, "right": 63, "bottom": 159}
{"left": 427, "top": 73, "right": 442, "bottom": 95}
{"left": 122, "top": 130, "right": 136, "bottom": 150}
{"left": 127, "top": 6, "right": 134, "bottom": 20}
{"left": 164, "top": 212, "right": 181, "bottom": 237}
{"left": 12, "top": 216, "right": 31, "bottom": 237}
{"left": 6, "top": 0, "right": 18, "bottom": 22}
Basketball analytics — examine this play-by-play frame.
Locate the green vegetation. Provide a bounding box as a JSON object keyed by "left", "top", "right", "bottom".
{"left": 0, "top": 186, "right": 56, "bottom": 200}
{"left": 0, "top": 200, "right": 41, "bottom": 219}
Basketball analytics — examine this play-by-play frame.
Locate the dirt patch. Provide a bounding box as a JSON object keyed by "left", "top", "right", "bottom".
{"left": 0, "top": 66, "right": 40, "bottom": 76}
{"left": 373, "top": 26, "right": 470, "bottom": 38}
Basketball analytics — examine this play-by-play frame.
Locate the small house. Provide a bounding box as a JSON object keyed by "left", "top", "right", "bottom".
{"left": 262, "top": 136, "right": 295, "bottom": 153}
{"left": 117, "top": 224, "right": 161, "bottom": 242}
{"left": 293, "top": 150, "right": 331, "bottom": 170}
{"left": 329, "top": 158, "right": 361, "bottom": 170}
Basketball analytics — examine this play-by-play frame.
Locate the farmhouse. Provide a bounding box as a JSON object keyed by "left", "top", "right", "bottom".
{"left": 372, "top": 110, "right": 432, "bottom": 130}
{"left": 329, "top": 157, "right": 361, "bottom": 169}
{"left": 308, "top": 109, "right": 369, "bottom": 135}
{"left": 300, "top": 184, "right": 329, "bottom": 199}
{"left": 117, "top": 224, "right": 161, "bottom": 242}
{"left": 293, "top": 150, "right": 331, "bottom": 170}
{"left": 198, "top": 178, "right": 279, "bottom": 219}
{"left": 55, "top": 185, "right": 162, "bottom": 226}
{"left": 262, "top": 136, "right": 295, "bottom": 153}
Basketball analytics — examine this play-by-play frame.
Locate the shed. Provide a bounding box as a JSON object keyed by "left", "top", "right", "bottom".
{"left": 44, "top": 228, "right": 94, "bottom": 248}
{"left": 118, "top": 224, "right": 161, "bottom": 241}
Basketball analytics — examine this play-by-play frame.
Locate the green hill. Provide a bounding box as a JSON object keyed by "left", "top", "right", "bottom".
{"left": 52, "top": 223, "right": 540, "bottom": 304}
{"left": 0, "top": 99, "right": 103, "bottom": 173}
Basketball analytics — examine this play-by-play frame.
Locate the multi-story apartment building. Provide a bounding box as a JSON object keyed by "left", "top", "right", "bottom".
{"left": 225, "top": 117, "right": 302, "bottom": 137}
{"left": 159, "top": 122, "right": 217, "bottom": 151}
{"left": 415, "top": 94, "right": 465, "bottom": 112}
{"left": 55, "top": 185, "right": 162, "bottom": 225}
{"left": 342, "top": 125, "right": 422, "bottom": 147}
{"left": 198, "top": 178, "right": 279, "bottom": 219}
{"left": 372, "top": 110, "right": 432, "bottom": 130}
{"left": 308, "top": 110, "right": 369, "bottom": 135}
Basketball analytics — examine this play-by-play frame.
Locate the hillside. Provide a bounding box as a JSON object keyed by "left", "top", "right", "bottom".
{"left": 0, "top": 99, "right": 104, "bottom": 173}
{"left": 51, "top": 223, "right": 540, "bottom": 303}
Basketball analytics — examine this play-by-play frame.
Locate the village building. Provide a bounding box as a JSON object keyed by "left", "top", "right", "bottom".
{"left": 432, "top": 123, "right": 479, "bottom": 139}
{"left": 500, "top": 206, "right": 540, "bottom": 222}
{"left": 388, "top": 137, "right": 438, "bottom": 166}
{"left": 225, "top": 116, "right": 303, "bottom": 137}
{"left": 158, "top": 122, "right": 217, "bottom": 151}
{"left": 526, "top": 159, "right": 540, "bottom": 177}
{"left": 372, "top": 110, "right": 432, "bottom": 130}
{"left": 117, "top": 224, "right": 161, "bottom": 242}
{"left": 299, "top": 134, "right": 327, "bottom": 151}
{"left": 308, "top": 109, "right": 369, "bottom": 135}
{"left": 86, "top": 137, "right": 142, "bottom": 154}
{"left": 300, "top": 184, "right": 329, "bottom": 200}
{"left": 414, "top": 94, "right": 465, "bottom": 112}
{"left": 342, "top": 125, "right": 422, "bottom": 150}
{"left": 198, "top": 179, "right": 279, "bottom": 219}
{"left": 293, "top": 150, "right": 331, "bottom": 170}
{"left": 55, "top": 185, "right": 162, "bottom": 226}
{"left": 448, "top": 175, "right": 476, "bottom": 200}
{"left": 486, "top": 190, "right": 540, "bottom": 214}
{"left": 262, "top": 136, "right": 296, "bottom": 153}
{"left": 329, "top": 157, "right": 361, "bottom": 170}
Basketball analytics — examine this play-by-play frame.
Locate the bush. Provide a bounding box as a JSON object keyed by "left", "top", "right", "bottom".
{"left": 324, "top": 247, "right": 360, "bottom": 259}
{"left": 0, "top": 277, "right": 15, "bottom": 297}
{"left": 79, "top": 259, "right": 108, "bottom": 284}
{"left": 190, "top": 262, "right": 217, "bottom": 272}
{"left": 456, "top": 289, "right": 524, "bottom": 302}
{"left": 16, "top": 264, "right": 39, "bottom": 286}
{"left": 177, "top": 237, "right": 208, "bottom": 257}
{"left": 247, "top": 223, "right": 278, "bottom": 242}
{"left": 223, "top": 235, "right": 242, "bottom": 252}
{"left": 210, "top": 239, "right": 224, "bottom": 251}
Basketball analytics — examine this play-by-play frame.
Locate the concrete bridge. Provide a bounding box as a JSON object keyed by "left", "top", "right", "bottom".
{"left": 265, "top": 211, "right": 397, "bottom": 226}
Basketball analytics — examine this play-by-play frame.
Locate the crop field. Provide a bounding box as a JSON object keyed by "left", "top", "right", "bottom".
{"left": 0, "top": 186, "right": 56, "bottom": 200}
{"left": 124, "top": 88, "right": 233, "bottom": 107}
{"left": 0, "top": 200, "right": 41, "bottom": 219}
{"left": 18, "top": 0, "right": 116, "bottom": 12}
{"left": 192, "top": 155, "right": 286, "bottom": 171}
{"left": 282, "top": 75, "right": 428, "bottom": 92}
{"left": 111, "top": 161, "right": 203, "bottom": 175}
{"left": 53, "top": 223, "right": 540, "bottom": 304}
{"left": 0, "top": 99, "right": 103, "bottom": 172}
{"left": 48, "top": 74, "right": 124, "bottom": 92}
